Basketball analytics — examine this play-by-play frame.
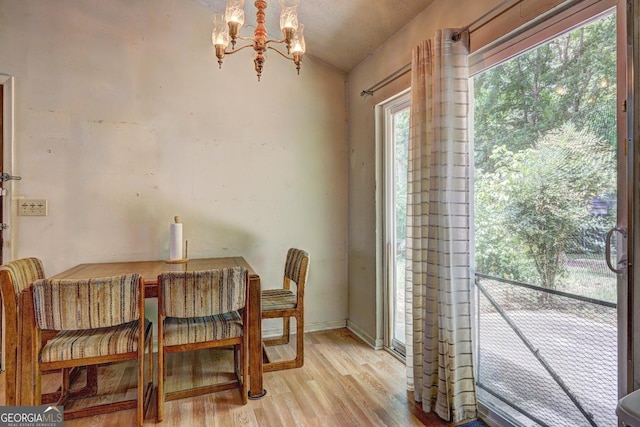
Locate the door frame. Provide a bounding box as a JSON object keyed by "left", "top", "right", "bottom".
{"left": 0, "top": 75, "right": 14, "bottom": 264}
{"left": 381, "top": 90, "right": 411, "bottom": 357}
{"left": 629, "top": 0, "right": 640, "bottom": 394}
{"left": 376, "top": 89, "right": 411, "bottom": 356}
{"left": 0, "top": 75, "right": 14, "bottom": 372}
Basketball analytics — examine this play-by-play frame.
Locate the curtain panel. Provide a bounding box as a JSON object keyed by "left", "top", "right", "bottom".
{"left": 404, "top": 29, "right": 477, "bottom": 423}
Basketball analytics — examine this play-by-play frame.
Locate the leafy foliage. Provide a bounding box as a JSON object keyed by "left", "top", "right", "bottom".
{"left": 474, "top": 14, "right": 616, "bottom": 173}
{"left": 473, "top": 14, "right": 617, "bottom": 290}
{"left": 476, "top": 125, "right": 614, "bottom": 288}
{"left": 394, "top": 108, "right": 410, "bottom": 246}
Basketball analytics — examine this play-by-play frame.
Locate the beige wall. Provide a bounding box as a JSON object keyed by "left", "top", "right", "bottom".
{"left": 0, "top": 0, "right": 349, "bottom": 335}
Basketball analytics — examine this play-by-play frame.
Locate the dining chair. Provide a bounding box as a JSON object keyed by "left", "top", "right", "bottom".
{"left": 0, "top": 257, "right": 44, "bottom": 405}
{"left": 0, "top": 257, "right": 97, "bottom": 405}
{"left": 31, "top": 274, "right": 153, "bottom": 426}
{"left": 157, "top": 267, "right": 249, "bottom": 421}
{"left": 261, "top": 248, "right": 310, "bottom": 372}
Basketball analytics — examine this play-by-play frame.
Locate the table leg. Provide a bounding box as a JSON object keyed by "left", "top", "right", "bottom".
{"left": 248, "top": 274, "right": 266, "bottom": 399}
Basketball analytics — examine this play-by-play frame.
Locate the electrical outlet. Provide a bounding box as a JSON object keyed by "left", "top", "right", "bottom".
{"left": 18, "top": 199, "right": 48, "bottom": 216}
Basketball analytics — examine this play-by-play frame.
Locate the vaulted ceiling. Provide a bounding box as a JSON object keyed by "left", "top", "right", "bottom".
{"left": 197, "top": 0, "right": 436, "bottom": 72}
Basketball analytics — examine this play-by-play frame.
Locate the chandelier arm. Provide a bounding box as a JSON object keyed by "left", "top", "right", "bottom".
{"left": 267, "top": 46, "right": 295, "bottom": 61}
{"left": 265, "top": 38, "right": 288, "bottom": 46}
{"left": 224, "top": 44, "right": 255, "bottom": 55}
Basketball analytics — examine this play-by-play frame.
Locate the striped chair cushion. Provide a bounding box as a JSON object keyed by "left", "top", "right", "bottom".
{"left": 163, "top": 311, "right": 243, "bottom": 346}
{"left": 284, "top": 248, "right": 309, "bottom": 283}
{"left": 40, "top": 319, "right": 151, "bottom": 363}
{"left": 0, "top": 257, "right": 45, "bottom": 296}
{"left": 160, "top": 267, "right": 246, "bottom": 318}
{"left": 262, "top": 289, "right": 297, "bottom": 311}
{"left": 33, "top": 274, "right": 141, "bottom": 331}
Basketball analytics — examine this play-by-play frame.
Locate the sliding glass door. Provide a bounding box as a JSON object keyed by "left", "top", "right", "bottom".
{"left": 382, "top": 91, "right": 410, "bottom": 357}
{"left": 472, "top": 8, "right": 626, "bottom": 426}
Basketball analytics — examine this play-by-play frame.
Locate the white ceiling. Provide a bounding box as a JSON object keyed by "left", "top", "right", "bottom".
{"left": 197, "top": 0, "right": 436, "bottom": 72}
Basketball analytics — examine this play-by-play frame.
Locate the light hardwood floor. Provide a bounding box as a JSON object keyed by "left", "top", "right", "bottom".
{"left": 1, "top": 328, "right": 454, "bottom": 426}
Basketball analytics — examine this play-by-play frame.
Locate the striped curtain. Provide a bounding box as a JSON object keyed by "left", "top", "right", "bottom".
{"left": 405, "top": 29, "right": 477, "bottom": 423}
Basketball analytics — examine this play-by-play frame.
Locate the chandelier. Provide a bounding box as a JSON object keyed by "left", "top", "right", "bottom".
{"left": 211, "top": 0, "right": 306, "bottom": 81}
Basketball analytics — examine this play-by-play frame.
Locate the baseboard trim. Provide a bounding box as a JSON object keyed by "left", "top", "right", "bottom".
{"left": 153, "top": 320, "right": 348, "bottom": 353}
{"left": 262, "top": 319, "right": 347, "bottom": 339}
{"left": 346, "top": 320, "right": 383, "bottom": 350}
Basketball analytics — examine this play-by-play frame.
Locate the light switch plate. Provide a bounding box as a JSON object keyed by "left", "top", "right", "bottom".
{"left": 18, "top": 199, "right": 48, "bottom": 216}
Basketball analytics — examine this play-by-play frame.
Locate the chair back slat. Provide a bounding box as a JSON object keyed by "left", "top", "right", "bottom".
{"left": 33, "top": 274, "right": 141, "bottom": 330}
{"left": 0, "top": 257, "right": 45, "bottom": 298}
{"left": 284, "top": 248, "right": 309, "bottom": 285}
{"left": 160, "top": 267, "right": 247, "bottom": 318}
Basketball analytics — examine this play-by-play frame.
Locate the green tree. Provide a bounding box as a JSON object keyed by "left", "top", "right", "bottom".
{"left": 473, "top": 13, "right": 617, "bottom": 289}
{"left": 473, "top": 14, "right": 616, "bottom": 174}
{"left": 394, "top": 108, "right": 410, "bottom": 247}
{"left": 475, "top": 145, "right": 537, "bottom": 282}
{"left": 476, "top": 124, "right": 615, "bottom": 289}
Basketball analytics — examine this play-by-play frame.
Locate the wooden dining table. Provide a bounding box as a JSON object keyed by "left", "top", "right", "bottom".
{"left": 17, "top": 256, "right": 267, "bottom": 405}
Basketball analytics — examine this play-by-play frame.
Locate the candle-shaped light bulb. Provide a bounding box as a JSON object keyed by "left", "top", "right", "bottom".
{"left": 291, "top": 24, "right": 305, "bottom": 54}
{"left": 279, "top": 0, "right": 299, "bottom": 51}
{"left": 225, "top": 0, "right": 245, "bottom": 25}
{"left": 225, "top": 0, "right": 244, "bottom": 44}
{"left": 212, "top": 13, "right": 230, "bottom": 48}
{"left": 212, "top": 13, "right": 230, "bottom": 67}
